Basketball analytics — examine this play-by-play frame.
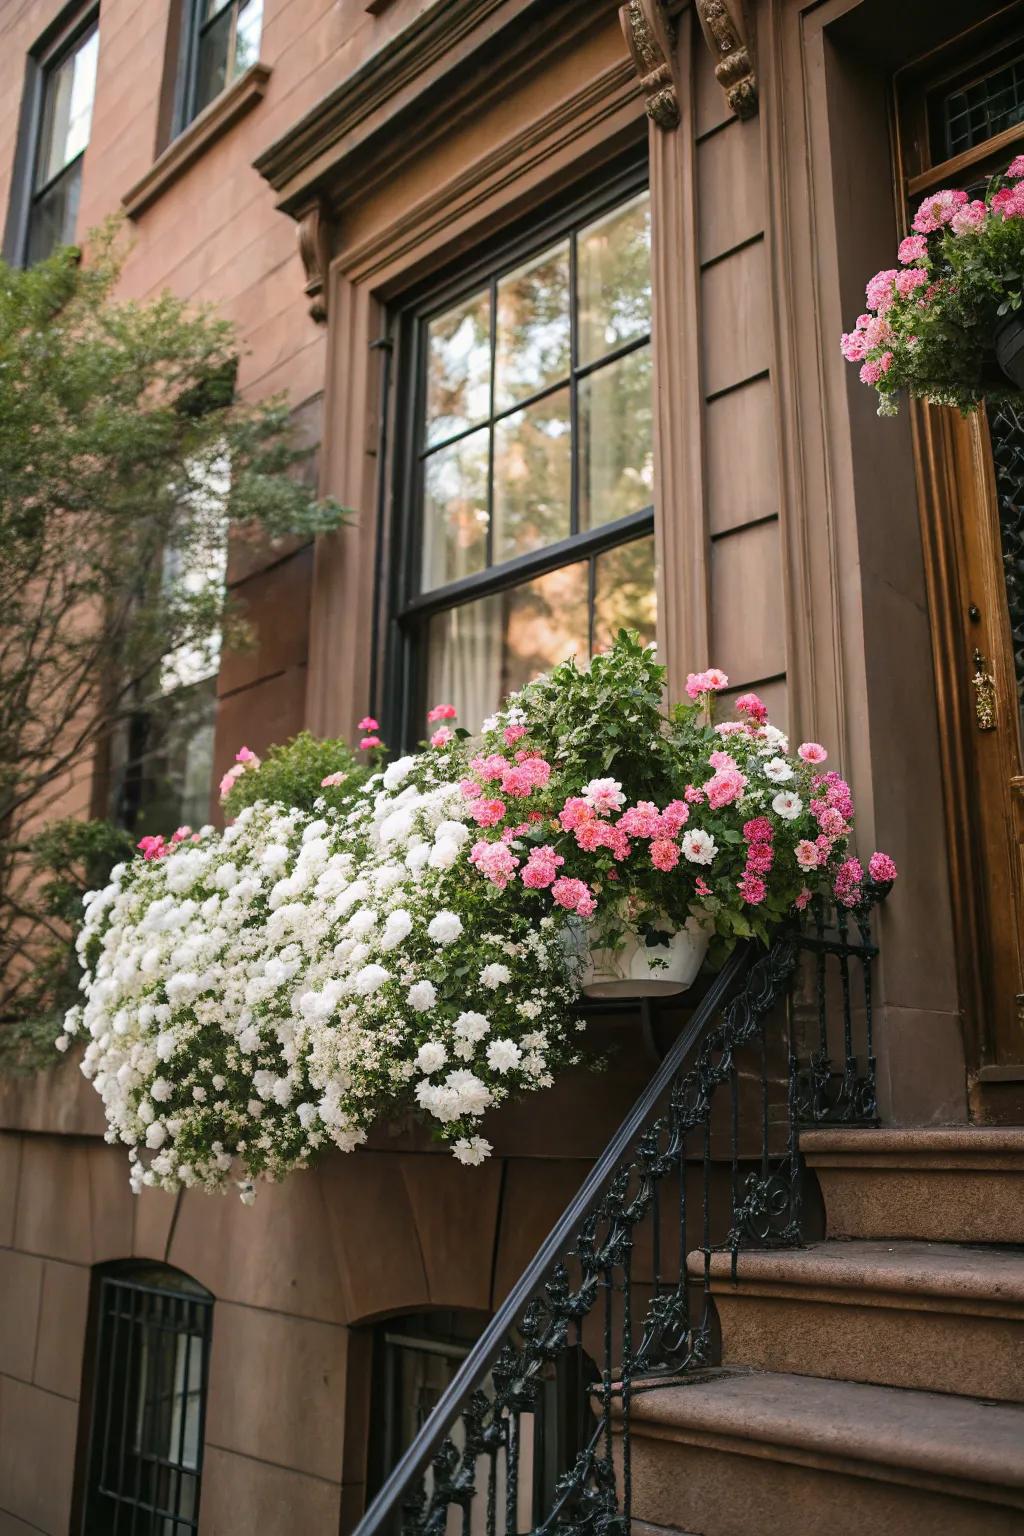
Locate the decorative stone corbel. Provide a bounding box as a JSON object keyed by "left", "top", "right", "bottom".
{"left": 695, "top": 0, "right": 758, "bottom": 119}
{"left": 619, "top": 0, "right": 680, "bottom": 131}
{"left": 297, "top": 200, "right": 332, "bottom": 323}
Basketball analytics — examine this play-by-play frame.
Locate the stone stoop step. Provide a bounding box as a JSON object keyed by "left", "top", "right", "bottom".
{"left": 688, "top": 1239, "right": 1024, "bottom": 1401}
{"left": 623, "top": 1368, "right": 1024, "bottom": 1536}
{"left": 800, "top": 1127, "right": 1024, "bottom": 1243}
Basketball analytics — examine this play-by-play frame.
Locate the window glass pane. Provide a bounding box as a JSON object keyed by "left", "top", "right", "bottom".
{"left": 492, "top": 388, "right": 571, "bottom": 563}
{"left": 426, "top": 291, "right": 491, "bottom": 447}
{"left": 26, "top": 160, "right": 82, "bottom": 263}
{"left": 427, "top": 560, "right": 588, "bottom": 729}
{"left": 578, "top": 345, "right": 653, "bottom": 530}
{"left": 594, "top": 535, "right": 657, "bottom": 651}
{"left": 577, "top": 191, "right": 652, "bottom": 365}
{"left": 234, "top": 0, "right": 263, "bottom": 73}
{"left": 494, "top": 240, "right": 570, "bottom": 409}
{"left": 36, "top": 26, "right": 98, "bottom": 188}
{"left": 422, "top": 429, "right": 489, "bottom": 590}
{"left": 194, "top": 4, "right": 233, "bottom": 115}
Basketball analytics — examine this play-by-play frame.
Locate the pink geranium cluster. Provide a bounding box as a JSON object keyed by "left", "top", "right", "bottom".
{"left": 218, "top": 745, "right": 261, "bottom": 802}
{"left": 137, "top": 825, "right": 197, "bottom": 861}
{"left": 842, "top": 155, "right": 1024, "bottom": 415}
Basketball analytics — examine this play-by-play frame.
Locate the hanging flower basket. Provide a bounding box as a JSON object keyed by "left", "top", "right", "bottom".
{"left": 574, "top": 911, "right": 712, "bottom": 999}
{"left": 842, "top": 154, "right": 1024, "bottom": 415}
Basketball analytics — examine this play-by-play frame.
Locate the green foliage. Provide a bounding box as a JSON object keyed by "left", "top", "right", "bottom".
{"left": 223, "top": 732, "right": 372, "bottom": 818}
{"left": 0, "top": 819, "right": 134, "bottom": 1072}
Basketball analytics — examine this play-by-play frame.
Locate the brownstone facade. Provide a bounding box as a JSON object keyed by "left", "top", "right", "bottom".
{"left": 1, "top": 0, "right": 1023, "bottom": 1531}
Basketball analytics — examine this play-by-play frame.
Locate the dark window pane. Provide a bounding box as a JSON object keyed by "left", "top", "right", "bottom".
{"left": 425, "top": 291, "right": 491, "bottom": 447}
{"left": 427, "top": 560, "right": 588, "bottom": 728}
{"left": 578, "top": 345, "right": 654, "bottom": 529}
{"left": 492, "top": 387, "right": 571, "bottom": 562}
{"left": 194, "top": 5, "right": 233, "bottom": 115}
{"left": 594, "top": 535, "right": 657, "bottom": 651}
{"left": 26, "top": 159, "right": 82, "bottom": 263}
{"left": 234, "top": 0, "right": 263, "bottom": 73}
{"left": 494, "top": 240, "right": 570, "bottom": 409}
{"left": 577, "top": 191, "right": 651, "bottom": 365}
{"left": 941, "top": 51, "right": 1024, "bottom": 158}
{"left": 36, "top": 26, "right": 98, "bottom": 188}
{"left": 422, "top": 428, "right": 489, "bottom": 590}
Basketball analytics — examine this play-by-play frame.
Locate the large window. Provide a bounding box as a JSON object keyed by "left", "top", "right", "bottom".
{"left": 177, "top": 0, "right": 263, "bottom": 129}
{"left": 17, "top": 13, "right": 99, "bottom": 265}
{"left": 389, "top": 168, "right": 656, "bottom": 740}
{"left": 78, "top": 1265, "right": 213, "bottom": 1535}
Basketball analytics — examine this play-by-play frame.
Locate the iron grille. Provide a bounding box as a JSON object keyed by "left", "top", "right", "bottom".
{"left": 940, "top": 50, "right": 1024, "bottom": 158}
{"left": 987, "top": 400, "right": 1024, "bottom": 740}
{"left": 81, "top": 1269, "right": 213, "bottom": 1535}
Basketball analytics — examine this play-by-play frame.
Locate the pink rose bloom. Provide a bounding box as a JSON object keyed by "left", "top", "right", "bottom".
{"left": 426, "top": 703, "right": 457, "bottom": 722}
{"left": 745, "top": 843, "right": 773, "bottom": 875}
{"left": 582, "top": 777, "right": 626, "bottom": 814}
{"left": 470, "top": 839, "right": 520, "bottom": 889}
{"left": 868, "top": 850, "right": 898, "bottom": 883}
{"left": 430, "top": 727, "right": 454, "bottom": 748}
{"left": 735, "top": 691, "right": 768, "bottom": 725}
{"left": 705, "top": 768, "right": 747, "bottom": 808}
{"left": 684, "top": 785, "right": 705, "bottom": 805}
{"left": 650, "top": 838, "right": 680, "bottom": 872}
{"left": 865, "top": 268, "right": 898, "bottom": 312}
{"left": 551, "top": 876, "right": 593, "bottom": 912}
{"left": 694, "top": 877, "right": 713, "bottom": 897}
{"left": 618, "top": 801, "right": 664, "bottom": 839}
{"left": 662, "top": 800, "right": 690, "bottom": 835}
{"left": 951, "top": 198, "right": 987, "bottom": 235}
{"left": 840, "top": 330, "right": 868, "bottom": 363}
{"left": 359, "top": 735, "right": 383, "bottom": 750}
{"left": 794, "top": 887, "right": 813, "bottom": 911}
{"left": 743, "top": 817, "right": 773, "bottom": 843}
{"left": 559, "top": 797, "right": 593, "bottom": 831}
{"left": 500, "top": 764, "right": 535, "bottom": 798}
{"left": 516, "top": 755, "right": 551, "bottom": 788}
{"left": 137, "top": 834, "right": 168, "bottom": 861}
{"left": 357, "top": 717, "right": 379, "bottom": 732}
{"left": 321, "top": 771, "right": 348, "bottom": 788}
{"left": 911, "top": 187, "right": 967, "bottom": 234}
{"left": 795, "top": 839, "right": 820, "bottom": 872}
{"left": 470, "top": 753, "right": 508, "bottom": 782}
{"left": 833, "top": 856, "right": 864, "bottom": 908}
{"left": 738, "top": 872, "right": 767, "bottom": 905}
{"left": 685, "top": 667, "right": 728, "bottom": 699}
{"left": 708, "top": 750, "right": 738, "bottom": 772}
{"left": 897, "top": 234, "right": 928, "bottom": 264}
{"left": 575, "top": 822, "right": 605, "bottom": 852}
{"left": 219, "top": 763, "right": 244, "bottom": 799}
{"left": 504, "top": 723, "right": 527, "bottom": 745}
{"left": 798, "top": 741, "right": 828, "bottom": 764}
{"left": 1008, "top": 154, "right": 1024, "bottom": 179}
{"left": 459, "top": 779, "right": 482, "bottom": 800}
{"left": 471, "top": 798, "right": 506, "bottom": 828}
{"left": 521, "top": 846, "right": 564, "bottom": 889}
{"left": 235, "top": 746, "right": 259, "bottom": 764}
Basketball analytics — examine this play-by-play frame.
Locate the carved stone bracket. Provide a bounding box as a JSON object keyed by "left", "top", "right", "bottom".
{"left": 297, "top": 200, "right": 332, "bottom": 323}
{"left": 695, "top": 0, "right": 758, "bottom": 119}
{"left": 620, "top": 0, "right": 680, "bottom": 131}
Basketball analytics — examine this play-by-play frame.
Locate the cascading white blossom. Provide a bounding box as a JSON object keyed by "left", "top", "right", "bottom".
{"left": 61, "top": 761, "right": 581, "bottom": 1201}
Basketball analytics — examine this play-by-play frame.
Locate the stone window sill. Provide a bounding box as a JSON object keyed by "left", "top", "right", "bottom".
{"left": 123, "top": 62, "right": 272, "bottom": 219}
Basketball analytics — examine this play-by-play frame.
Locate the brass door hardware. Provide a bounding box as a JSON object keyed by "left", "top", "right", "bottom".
{"left": 972, "top": 648, "right": 997, "bottom": 730}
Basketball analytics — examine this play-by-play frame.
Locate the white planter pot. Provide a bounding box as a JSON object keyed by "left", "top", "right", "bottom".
{"left": 576, "top": 913, "right": 712, "bottom": 1000}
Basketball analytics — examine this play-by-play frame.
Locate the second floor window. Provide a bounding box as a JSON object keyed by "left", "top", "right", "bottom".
{"left": 180, "top": 0, "right": 263, "bottom": 127}
{"left": 26, "top": 16, "right": 98, "bottom": 264}
{"left": 390, "top": 169, "right": 656, "bottom": 741}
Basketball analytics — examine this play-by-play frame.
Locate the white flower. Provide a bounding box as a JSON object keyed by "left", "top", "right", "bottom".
{"left": 55, "top": 1034, "right": 70, "bottom": 1053}
{"left": 454, "top": 1010, "right": 490, "bottom": 1042}
{"left": 405, "top": 844, "right": 431, "bottom": 873}
{"left": 354, "top": 963, "right": 390, "bottom": 996}
{"left": 445, "top": 1069, "right": 491, "bottom": 1116}
{"left": 435, "top": 820, "right": 470, "bottom": 847}
{"left": 145, "top": 1121, "right": 166, "bottom": 1149}
{"left": 408, "top": 980, "right": 437, "bottom": 1012}
{"left": 428, "top": 837, "right": 462, "bottom": 871}
{"left": 762, "top": 757, "right": 793, "bottom": 783}
{"left": 382, "top": 755, "right": 416, "bottom": 790}
{"left": 480, "top": 963, "right": 511, "bottom": 989}
{"left": 486, "top": 1038, "right": 522, "bottom": 1074}
{"left": 427, "top": 911, "right": 462, "bottom": 945}
{"left": 582, "top": 777, "right": 626, "bottom": 813}
{"left": 137, "top": 1099, "right": 155, "bottom": 1125}
{"left": 380, "top": 909, "right": 413, "bottom": 950}
{"left": 415, "top": 1040, "right": 448, "bottom": 1073}
{"left": 681, "top": 829, "right": 717, "bottom": 865}
{"left": 772, "top": 791, "right": 803, "bottom": 821}
{"left": 453, "top": 1136, "right": 492, "bottom": 1166}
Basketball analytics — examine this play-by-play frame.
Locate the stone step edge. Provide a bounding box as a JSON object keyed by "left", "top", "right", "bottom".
{"left": 801, "top": 1125, "right": 1024, "bottom": 1170}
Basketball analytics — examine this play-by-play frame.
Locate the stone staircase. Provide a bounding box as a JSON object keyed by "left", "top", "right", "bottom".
{"left": 624, "top": 1127, "right": 1024, "bottom": 1536}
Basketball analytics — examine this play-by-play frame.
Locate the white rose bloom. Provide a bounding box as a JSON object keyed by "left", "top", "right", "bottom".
{"left": 772, "top": 791, "right": 803, "bottom": 820}
{"left": 382, "top": 755, "right": 416, "bottom": 790}
{"left": 145, "top": 1121, "right": 166, "bottom": 1150}
{"left": 347, "top": 908, "right": 377, "bottom": 938}
{"left": 428, "top": 838, "right": 461, "bottom": 871}
{"left": 486, "top": 1038, "right": 522, "bottom": 1074}
{"left": 137, "top": 1099, "right": 155, "bottom": 1124}
{"left": 405, "top": 844, "right": 431, "bottom": 873}
{"left": 381, "top": 909, "right": 414, "bottom": 950}
{"left": 408, "top": 980, "right": 437, "bottom": 1012}
{"left": 479, "top": 963, "right": 512, "bottom": 989}
{"left": 453, "top": 1136, "right": 492, "bottom": 1166}
{"left": 415, "top": 1040, "right": 448, "bottom": 1073}
{"left": 681, "top": 829, "right": 717, "bottom": 865}
{"left": 427, "top": 911, "right": 462, "bottom": 945}
{"left": 435, "top": 820, "right": 470, "bottom": 847}
{"left": 762, "top": 757, "right": 794, "bottom": 783}
{"left": 354, "top": 964, "right": 390, "bottom": 996}
{"left": 150, "top": 1077, "right": 172, "bottom": 1103}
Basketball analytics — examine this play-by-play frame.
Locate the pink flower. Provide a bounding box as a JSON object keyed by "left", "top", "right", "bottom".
{"left": 516, "top": 755, "right": 551, "bottom": 789}
{"left": 911, "top": 187, "right": 967, "bottom": 234}
{"left": 738, "top": 873, "right": 767, "bottom": 905}
{"left": 895, "top": 267, "right": 929, "bottom": 299}
{"left": 470, "top": 798, "right": 506, "bottom": 828}
{"left": 582, "top": 777, "right": 626, "bottom": 814}
{"left": 661, "top": 800, "right": 690, "bottom": 835}
{"left": 504, "top": 724, "right": 527, "bottom": 745}
{"left": 868, "top": 850, "right": 898, "bottom": 883}
{"left": 171, "top": 825, "right": 191, "bottom": 843}
{"left": 795, "top": 839, "right": 820, "bottom": 872}
{"left": 430, "top": 727, "right": 454, "bottom": 748}
{"left": 137, "top": 834, "right": 168, "bottom": 861}
{"left": 1008, "top": 155, "right": 1024, "bottom": 179}
{"left": 709, "top": 750, "right": 738, "bottom": 772}
{"left": 705, "top": 767, "right": 747, "bottom": 808}
{"left": 470, "top": 840, "right": 520, "bottom": 889}
{"left": 743, "top": 817, "right": 773, "bottom": 844}
{"left": 798, "top": 741, "right": 828, "bottom": 764}
{"left": 219, "top": 763, "right": 245, "bottom": 799}
{"left": 559, "top": 798, "right": 593, "bottom": 831}
{"left": 794, "top": 887, "right": 813, "bottom": 911}
{"left": 859, "top": 358, "right": 884, "bottom": 386}
{"left": 840, "top": 330, "right": 868, "bottom": 362}
{"left": 684, "top": 785, "right": 705, "bottom": 805}
{"left": 470, "top": 753, "right": 509, "bottom": 782}
{"left": 618, "top": 801, "right": 664, "bottom": 839}
{"left": 357, "top": 717, "right": 379, "bottom": 732}
{"left": 865, "top": 268, "right": 898, "bottom": 312}
{"left": 735, "top": 692, "right": 768, "bottom": 725}
{"left": 521, "top": 846, "right": 565, "bottom": 889}
{"left": 951, "top": 198, "right": 987, "bottom": 235}
{"left": 991, "top": 185, "right": 1024, "bottom": 220}
{"left": 898, "top": 234, "right": 928, "bottom": 264}
{"left": 685, "top": 667, "right": 729, "bottom": 699}
{"left": 500, "top": 764, "right": 535, "bottom": 798}
{"left": 359, "top": 735, "right": 383, "bottom": 750}
{"left": 745, "top": 843, "right": 773, "bottom": 875}
{"left": 551, "top": 876, "right": 595, "bottom": 913}
{"left": 815, "top": 806, "right": 848, "bottom": 839}
{"left": 694, "top": 877, "right": 713, "bottom": 898}
{"left": 823, "top": 773, "right": 854, "bottom": 819}
{"left": 833, "top": 856, "right": 864, "bottom": 908}
{"left": 650, "top": 838, "right": 680, "bottom": 872}
{"left": 321, "top": 771, "right": 348, "bottom": 788}
{"left": 459, "top": 779, "right": 482, "bottom": 800}
{"left": 862, "top": 315, "right": 892, "bottom": 348}
{"left": 236, "top": 746, "right": 258, "bottom": 765}
{"left": 426, "top": 703, "right": 457, "bottom": 722}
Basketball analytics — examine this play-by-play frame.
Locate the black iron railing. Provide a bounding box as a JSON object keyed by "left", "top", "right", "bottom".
{"left": 352, "top": 889, "right": 888, "bottom": 1536}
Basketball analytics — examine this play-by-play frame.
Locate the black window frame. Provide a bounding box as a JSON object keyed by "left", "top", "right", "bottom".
{"left": 2, "top": 1, "right": 99, "bottom": 268}
{"left": 174, "top": 0, "right": 262, "bottom": 134}
{"left": 382, "top": 154, "right": 654, "bottom": 750}
{"left": 76, "top": 1263, "right": 214, "bottom": 1536}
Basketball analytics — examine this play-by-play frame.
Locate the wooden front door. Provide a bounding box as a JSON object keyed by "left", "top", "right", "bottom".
{"left": 895, "top": 12, "right": 1024, "bottom": 1115}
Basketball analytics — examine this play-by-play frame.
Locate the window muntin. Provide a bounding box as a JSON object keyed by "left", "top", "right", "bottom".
{"left": 935, "top": 45, "right": 1024, "bottom": 159}
{"left": 184, "top": 0, "right": 263, "bottom": 126}
{"left": 26, "top": 20, "right": 98, "bottom": 264}
{"left": 80, "top": 1267, "right": 213, "bottom": 1535}
{"left": 398, "top": 178, "right": 655, "bottom": 738}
